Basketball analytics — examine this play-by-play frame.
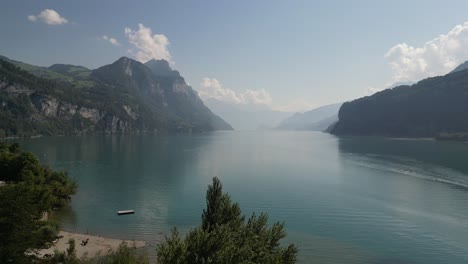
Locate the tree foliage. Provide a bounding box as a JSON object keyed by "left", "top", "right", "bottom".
{"left": 83, "top": 243, "right": 149, "bottom": 264}
{"left": 157, "top": 177, "right": 298, "bottom": 264}
{"left": 0, "top": 184, "right": 44, "bottom": 263}
{"left": 0, "top": 142, "right": 77, "bottom": 209}
{"left": 0, "top": 142, "right": 77, "bottom": 263}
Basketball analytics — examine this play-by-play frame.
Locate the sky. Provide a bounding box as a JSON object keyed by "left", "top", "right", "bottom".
{"left": 3, "top": 0, "right": 468, "bottom": 112}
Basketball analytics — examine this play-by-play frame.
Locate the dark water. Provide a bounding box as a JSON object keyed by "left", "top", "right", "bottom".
{"left": 19, "top": 131, "right": 468, "bottom": 263}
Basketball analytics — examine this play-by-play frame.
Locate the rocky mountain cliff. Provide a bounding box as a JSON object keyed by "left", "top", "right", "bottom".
{"left": 0, "top": 56, "right": 232, "bottom": 137}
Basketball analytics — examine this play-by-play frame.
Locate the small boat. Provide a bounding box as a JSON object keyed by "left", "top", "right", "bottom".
{"left": 117, "top": 210, "right": 135, "bottom": 215}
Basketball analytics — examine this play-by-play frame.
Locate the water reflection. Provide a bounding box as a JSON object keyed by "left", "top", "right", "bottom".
{"left": 336, "top": 136, "right": 468, "bottom": 174}
{"left": 20, "top": 134, "right": 214, "bottom": 240}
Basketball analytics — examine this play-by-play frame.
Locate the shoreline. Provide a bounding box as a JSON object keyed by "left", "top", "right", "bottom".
{"left": 34, "top": 230, "right": 146, "bottom": 259}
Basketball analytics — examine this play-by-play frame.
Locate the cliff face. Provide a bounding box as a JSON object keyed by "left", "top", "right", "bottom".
{"left": 33, "top": 96, "right": 134, "bottom": 133}
{"left": 0, "top": 57, "right": 232, "bottom": 137}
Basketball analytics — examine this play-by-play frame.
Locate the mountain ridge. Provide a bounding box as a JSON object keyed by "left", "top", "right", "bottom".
{"left": 330, "top": 67, "right": 468, "bottom": 137}
{"left": 275, "top": 103, "right": 342, "bottom": 131}
{"left": 450, "top": 60, "right": 468, "bottom": 73}
{"left": 0, "top": 55, "right": 232, "bottom": 137}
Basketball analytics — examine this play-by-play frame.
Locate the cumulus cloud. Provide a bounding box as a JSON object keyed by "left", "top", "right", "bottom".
{"left": 198, "top": 78, "right": 314, "bottom": 112}
{"left": 28, "top": 9, "right": 68, "bottom": 25}
{"left": 124, "top": 23, "right": 172, "bottom": 63}
{"left": 242, "top": 89, "right": 273, "bottom": 105}
{"left": 385, "top": 22, "right": 468, "bottom": 82}
{"left": 198, "top": 78, "right": 273, "bottom": 106}
{"left": 199, "top": 78, "right": 243, "bottom": 104}
{"left": 100, "top": 35, "right": 121, "bottom": 46}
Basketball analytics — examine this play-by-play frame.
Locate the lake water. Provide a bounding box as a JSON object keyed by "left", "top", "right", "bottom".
{"left": 20, "top": 131, "right": 468, "bottom": 263}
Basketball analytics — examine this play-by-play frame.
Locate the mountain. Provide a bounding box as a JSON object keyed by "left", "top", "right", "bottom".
{"left": 450, "top": 61, "right": 468, "bottom": 73}
{"left": 144, "top": 59, "right": 181, "bottom": 78}
{"left": 0, "top": 56, "right": 231, "bottom": 137}
{"left": 48, "top": 64, "right": 92, "bottom": 79}
{"left": 275, "top": 103, "right": 342, "bottom": 131}
{"left": 388, "top": 81, "right": 415, "bottom": 88}
{"left": 203, "top": 98, "right": 291, "bottom": 130}
{"left": 0, "top": 55, "right": 74, "bottom": 81}
{"left": 330, "top": 68, "right": 468, "bottom": 137}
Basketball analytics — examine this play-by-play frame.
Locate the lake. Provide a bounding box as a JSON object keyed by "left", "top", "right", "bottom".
{"left": 20, "top": 131, "right": 468, "bottom": 263}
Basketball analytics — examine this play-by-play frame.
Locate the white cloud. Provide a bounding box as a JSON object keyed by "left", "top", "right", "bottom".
{"left": 199, "top": 78, "right": 272, "bottom": 105}
{"left": 28, "top": 9, "right": 68, "bottom": 25}
{"left": 385, "top": 22, "right": 468, "bottom": 82}
{"left": 27, "top": 15, "right": 37, "bottom": 22}
{"left": 242, "top": 89, "right": 273, "bottom": 105}
{"left": 199, "top": 78, "right": 244, "bottom": 104}
{"left": 198, "top": 78, "right": 312, "bottom": 112}
{"left": 124, "top": 23, "right": 172, "bottom": 63}
{"left": 101, "top": 35, "right": 121, "bottom": 46}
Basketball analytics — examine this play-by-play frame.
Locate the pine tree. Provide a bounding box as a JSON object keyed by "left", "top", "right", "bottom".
{"left": 157, "top": 177, "right": 298, "bottom": 264}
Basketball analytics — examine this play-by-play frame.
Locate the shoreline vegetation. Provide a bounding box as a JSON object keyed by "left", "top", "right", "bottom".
{"left": 1, "top": 142, "right": 298, "bottom": 263}
{"left": 34, "top": 231, "right": 146, "bottom": 259}
{"left": 0, "top": 142, "right": 77, "bottom": 263}
{"left": 5, "top": 130, "right": 468, "bottom": 143}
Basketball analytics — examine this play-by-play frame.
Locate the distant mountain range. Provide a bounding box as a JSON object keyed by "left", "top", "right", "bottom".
{"left": 0, "top": 55, "right": 232, "bottom": 137}
{"left": 275, "top": 103, "right": 342, "bottom": 131}
{"left": 331, "top": 61, "right": 468, "bottom": 137}
{"left": 203, "top": 98, "right": 291, "bottom": 130}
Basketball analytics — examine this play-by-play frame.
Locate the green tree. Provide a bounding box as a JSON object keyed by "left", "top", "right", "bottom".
{"left": 0, "top": 142, "right": 77, "bottom": 262}
{"left": 0, "top": 184, "right": 43, "bottom": 263}
{"left": 66, "top": 239, "right": 78, "bottom": 264}
{"left": 0, "top": 142, "right": 77, "bottom": 210}
{"left": 157, "top": 177, "right": 298, "bottom": 264}
{"left": 87, "top": 243, "right": 149, "bottom": 264}
{"left": 47, "top": 239, "right": 79, "bottom": 264}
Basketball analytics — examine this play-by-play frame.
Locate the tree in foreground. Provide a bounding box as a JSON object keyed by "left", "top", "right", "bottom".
{"left": 157, "top": 177, "right": 298, "bottom": 263}
{"left": 0, "top": 142, "right": 77, "bottom": 263}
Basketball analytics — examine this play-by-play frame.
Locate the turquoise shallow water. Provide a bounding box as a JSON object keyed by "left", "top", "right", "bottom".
{"left": 19, "top": 131, "right": 468, "bottom": 263}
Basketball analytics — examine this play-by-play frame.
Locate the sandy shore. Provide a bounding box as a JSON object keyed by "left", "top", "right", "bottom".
{"left": 35, "top": 231, "right": 146, "bottom": 259}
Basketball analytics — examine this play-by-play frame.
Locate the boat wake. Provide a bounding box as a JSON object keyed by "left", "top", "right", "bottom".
{"left": 345, "top": 154, "right": 468, "bottom": 189}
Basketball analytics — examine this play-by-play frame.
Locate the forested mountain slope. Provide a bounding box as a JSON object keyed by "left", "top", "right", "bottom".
{"left": 0, "top": 56, "right": 231, "bottom": 137}
{"left": 331, "top": 69, "right": 468, "bottom": 137}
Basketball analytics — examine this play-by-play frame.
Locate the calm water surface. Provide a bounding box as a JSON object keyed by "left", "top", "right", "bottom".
{"left": 20, "top": 131, "right": 468, "bottom": 263}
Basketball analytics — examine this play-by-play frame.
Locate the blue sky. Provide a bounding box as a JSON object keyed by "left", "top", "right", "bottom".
{"left": 3, "top": 0, "right": 468, "bottom": 112}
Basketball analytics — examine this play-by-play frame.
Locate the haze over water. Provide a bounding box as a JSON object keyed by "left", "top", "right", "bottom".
{"left": 20, "top": 131, "right": 468, "bottom": 263}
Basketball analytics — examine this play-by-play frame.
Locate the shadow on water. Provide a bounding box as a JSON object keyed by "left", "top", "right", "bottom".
{"left": 336, "top": 136, "right": 468, "bottom": 174}
{"left": 336, "top": 136, "right": 468, "bottom": 189}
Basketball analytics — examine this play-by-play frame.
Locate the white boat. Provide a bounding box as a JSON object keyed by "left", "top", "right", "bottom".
{"left": 117, "top": 210, "right": 135, "bottom": 215}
